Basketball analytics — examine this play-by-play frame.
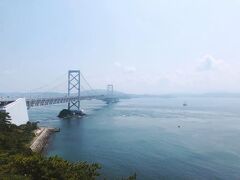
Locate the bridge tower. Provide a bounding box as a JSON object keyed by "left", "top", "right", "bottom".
{"left": 104, "top": 84, "right": 119, "bottom": 104}
{"left": 68, "top": 70, "right": 80, "bottom": 111}
{"left": 107, "top": 84, "right": 114, "bottom": 97}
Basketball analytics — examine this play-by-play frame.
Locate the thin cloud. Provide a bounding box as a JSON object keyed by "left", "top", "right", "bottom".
{"left": 0, "top": 69, "right": 15, "bottom": 75}
{"left": 124, "top": 66, "right": 137, "bottom": 73}
{"left": 114, "top": 62, "right": 137, "bottom": 73}
{"left": 196, "top": 55, "right": 225, "bottom": 72}
{"left": 114, "top": 62, "right": 122, "bottom": 68}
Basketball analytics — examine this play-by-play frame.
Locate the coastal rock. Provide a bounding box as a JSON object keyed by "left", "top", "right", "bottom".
{"left": 58, "top": 109, "right": 86, "bottom": 118}
{"left": 58, "top": 109, "right": 73, "bottom": 118}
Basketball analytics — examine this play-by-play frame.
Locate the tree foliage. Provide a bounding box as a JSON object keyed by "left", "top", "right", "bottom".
{"left": 0, "top": 111, "right": 11, "bottom": 131}
{"left": 1, "top": 154, "right": 101, "bottom": 180}
{"left": 0, "top": 112, "right": 36, "bottom": 154}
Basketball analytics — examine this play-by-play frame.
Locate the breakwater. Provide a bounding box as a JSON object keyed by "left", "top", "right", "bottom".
{"left": 30, "top": 127, "right": 59, "bottom": 153}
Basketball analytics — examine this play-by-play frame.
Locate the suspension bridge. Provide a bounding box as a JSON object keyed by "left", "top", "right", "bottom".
{"left": 0, "top": 70, "right": 120, "bottom": 125}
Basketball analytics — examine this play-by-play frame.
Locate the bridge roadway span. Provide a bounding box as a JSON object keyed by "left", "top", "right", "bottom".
{"left": 26, "top": 95, "right": 107, "bottom": 108}
{"left": 0, "top": 95, "right": 117, "bottom": 109}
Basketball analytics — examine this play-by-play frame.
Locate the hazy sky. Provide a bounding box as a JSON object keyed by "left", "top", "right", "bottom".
{"left": 1, "top": 0, "right": 240, "bottom": 94}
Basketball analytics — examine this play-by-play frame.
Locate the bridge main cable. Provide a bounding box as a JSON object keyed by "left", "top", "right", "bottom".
{"left": 80, "top": 72, "right": 99, "bottom": 96}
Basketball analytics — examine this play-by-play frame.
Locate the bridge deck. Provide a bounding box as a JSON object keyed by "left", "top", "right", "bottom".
{"left": 0, "top": 95, "right": 119, "bottom": 109}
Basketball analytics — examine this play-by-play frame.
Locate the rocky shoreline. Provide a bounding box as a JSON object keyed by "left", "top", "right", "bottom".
{"left": 30, "top": 127, "right": 59, "bottom": 153}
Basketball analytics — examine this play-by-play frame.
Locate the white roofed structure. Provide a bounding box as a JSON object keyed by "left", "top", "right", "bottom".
{"left": 0, "top": 98, "right": 29, "bottom": 125}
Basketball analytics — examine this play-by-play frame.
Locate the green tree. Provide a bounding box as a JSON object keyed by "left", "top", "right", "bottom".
{"left": 0, "top": 112, "right": 11, "bottom": 131}
{"left": 2, "top": 154, "right": 101, "bottom": 180}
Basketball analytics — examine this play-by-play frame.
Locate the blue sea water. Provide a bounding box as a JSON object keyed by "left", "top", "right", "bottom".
{"left": 29, "top": 97, "right": 240, "bottom": 179}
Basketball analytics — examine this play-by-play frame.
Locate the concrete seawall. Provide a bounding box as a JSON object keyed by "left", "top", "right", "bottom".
{"left": 30, "top": 128, "right": 58, "bottom": 153}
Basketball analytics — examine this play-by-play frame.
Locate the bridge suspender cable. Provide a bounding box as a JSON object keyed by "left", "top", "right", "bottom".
{"left": 25, "top": 71, "right": 98, "bottom": 100}
{"left": 80, "top": 72, "right": 98, "bottom": 96}
{"left": 25, "top": 73, "right": 68, "bottom": 100}
{"left": 28, "top": 73, "right": 68, "bottom": 93}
